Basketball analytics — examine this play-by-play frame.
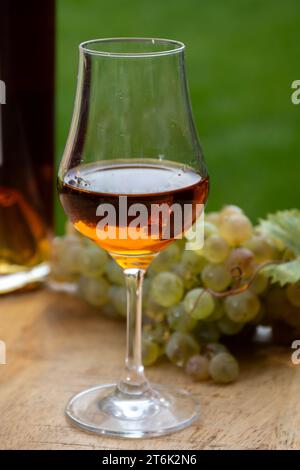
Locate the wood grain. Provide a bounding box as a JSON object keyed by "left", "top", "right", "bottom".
{"left": 0, "top": 289, "right": 299, "bottom": 450}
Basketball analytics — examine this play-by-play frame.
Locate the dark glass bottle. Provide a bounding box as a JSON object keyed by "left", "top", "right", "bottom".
{"left": 0, "top": 1, "right": 55, "bottom": 293}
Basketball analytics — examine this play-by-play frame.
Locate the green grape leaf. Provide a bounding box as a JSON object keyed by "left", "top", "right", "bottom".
{"left": 258, "top": 209, "right": 300, "bottom": 255}
{"left": 262, "top": 257, "right": 300, "bottom": 286}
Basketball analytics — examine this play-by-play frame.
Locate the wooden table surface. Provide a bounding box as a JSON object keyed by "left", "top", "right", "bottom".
{"left": 0, "top": 288, "right": 299, "bottom": 450}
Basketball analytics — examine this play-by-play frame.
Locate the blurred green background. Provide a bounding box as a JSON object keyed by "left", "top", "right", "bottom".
{"left": 55, "top": 0, "right": 300, "bottom": 233}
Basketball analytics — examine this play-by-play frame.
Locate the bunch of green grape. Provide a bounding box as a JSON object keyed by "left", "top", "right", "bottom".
{"left": 50, "top": 205, "right": 298, "bottom": 384}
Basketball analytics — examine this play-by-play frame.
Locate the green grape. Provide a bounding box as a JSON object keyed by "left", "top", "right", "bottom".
{"left": 50, "top": 263, "right": 79, "bottom": 283}
{"left": 218, "top": 315, "right": 244, "bottom": 335}
{"left": 105, "top": 260, "right": 125, "bottom": 286}
{"left": 220, "top": 205, "right": 243, "bottom": 221}
{"left": 204, "top": 221, "right": 219, "bottom": 239}
{"left": 182, "top": 273, "right": 200, "bottom": 291}
{"left": 180, "top": 250, "right": 207, "bottom": 274}
{"left": 173, "top": 238, "right": 187, "bottom": 251}
{"left": 250, "top": 272, "right": 268, "bottom": 294}
{"left": 167, "top": 303, "right": 197, "bottom": 332}
{"left": 201, "top": 263, "right": 231, "bottom": 292}
{"left": 142, "top": 338, "right": 160, "bottom": 366}
{"left": 209, "top": 352, "right": 239, "bottom": 384}
{"left": 146, "top": 301, "right": 168, "bottom": 322}
{"left": 78, "top": 276, "right": 109, "bottom": 306}
{"left": 52, "top": 236, "right": 83, "bottom": 274}
{"left": 108, "top": 286, "right": 127, "bottom": 316}
{"left": 185, "top": 355, "right": 209, "bottom": 381}
{"left": 224, "top": 290, "right": 260, "bottom": 323}
{"left": 219, "top": 214, "right": 253, "bottom": 246}
{"left": 165, "top": 332, "right": 199, "bottom": 367}
{"left": 194, "top": 321, "right": 220, "bottom": 343}
{"left": 262, "top": 233, "right": 285, "bottom": 253}
{"left": 265, "top": 287, "right": 287, "bottom": 320}
{"left": 172, "top": 262, "right": 200, "bottom": 290}
{"left": 142, "top": 277, "right": 151, "bottom": 308}
{"left": 150, "top": 272, "right": 184, "bottom": 307}
{"left": 286, "top": 281, "right": 300, "bottom": 307}
{"left": 143, "top": 277, "right": 151, "bottom": 293}
{"left": 143, "top": 323, "right": 170, "bottom": 351}
{"left": 149, "top": 244, "right": 181, "bottom": 273}
{"left": 226, "top": 247, "right": 255, "bottom": 278}
{"left": 175, "top": 251, "right": 206, "bottom": 289}
{"left": 203, "top": 235, "right": 230, "bottom": 263}
{"left": 184, "top": 288, "right": 215, "bottom": 320}
{"left": 205, "top": 212, "right": 221, "bottom": 226}
{"left": 204, "top": 300, "right": 226, "bottom": 322}
{"left": 243, "top": 235, "right": 275, "bottom": 263}
{"left": 204, "top": 342, "right": 229, "bottom": 359}
{"left": 80, "top": 245, "right": 108, "bottom": 278}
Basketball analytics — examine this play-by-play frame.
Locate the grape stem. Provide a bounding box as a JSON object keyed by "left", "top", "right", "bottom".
{"left": 190, "top": 260, "right": 283, "bottom": 316}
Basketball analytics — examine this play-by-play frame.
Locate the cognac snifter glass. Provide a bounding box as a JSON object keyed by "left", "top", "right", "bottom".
{"left": 58, "top": 38, "right": 209, "bottom": 438}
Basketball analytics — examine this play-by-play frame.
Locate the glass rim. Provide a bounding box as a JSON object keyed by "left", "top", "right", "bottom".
{"left": 79, "top": 37, "right": 185, "bottom": 58}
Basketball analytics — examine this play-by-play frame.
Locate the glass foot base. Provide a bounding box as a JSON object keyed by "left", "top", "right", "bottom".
{"left": 65, "top": 384, "right": 199, "bottom": 438}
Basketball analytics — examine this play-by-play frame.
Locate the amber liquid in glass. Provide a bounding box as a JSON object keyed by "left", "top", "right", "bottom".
{"left": 0, "top": 187, "right": 50, "bottom": 274}
{"left": 59, "top": 161, "right": 208, "bottom": 268}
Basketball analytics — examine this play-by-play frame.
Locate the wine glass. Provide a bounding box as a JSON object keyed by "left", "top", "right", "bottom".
{"left": 58, "top": 38, "right": 209, "bottom": 438}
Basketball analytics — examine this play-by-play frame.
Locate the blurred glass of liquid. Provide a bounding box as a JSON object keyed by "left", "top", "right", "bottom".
{"left": 0, "top": 1, "right": 55, "bottom": 294}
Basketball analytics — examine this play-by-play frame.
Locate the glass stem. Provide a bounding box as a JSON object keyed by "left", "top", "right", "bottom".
{"left": 117, "top": 268, "right": 149, "bottom": 395}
